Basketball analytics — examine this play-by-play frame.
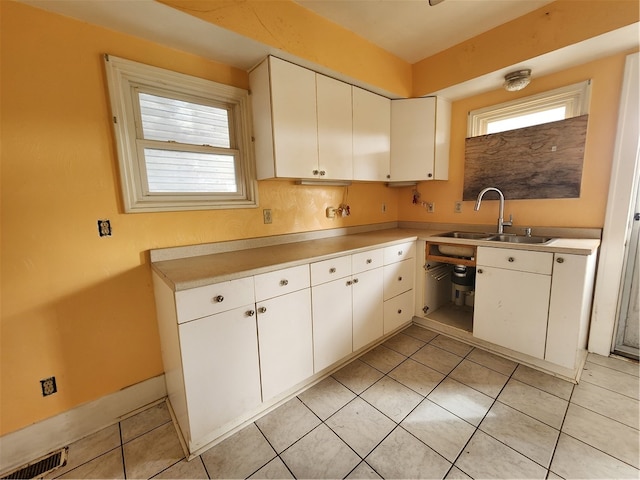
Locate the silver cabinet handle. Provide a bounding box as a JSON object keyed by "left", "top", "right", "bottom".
{"left": 246, "top": 310, "right": 255, "bottom": 317}
{"left": 366, "top": 259, "right": 372, "bottom": 264}
{"left": 329, "top": 268, "right": 336, "bottom": 274}
{"left": 398, "top": 250, "right": 403, "bottom": 256}
{"left": 397, "top": 309, "right": 402, "bottom": 314}
{"left": 398, "top": 276, "right": 403, "bottom": 281}
{"left": 280, "top": 279, "right": 289, "bottom": 286}
{"left": 214, "top": 295, "right": 224, "bottom": 303}
{"left": 478, "top": 269, "right": 483, "bottom": 274}
{"left": 312, "top": 169, "right": 319, "bottom": 176}
{"left": 508, "top": 257, "right": 515, "bottom": 262}
{"left": 346, "top": 280, "right": 353, "bottom": 286}
{"left": 258, "top": 307, "right": 267, "bottom": 314}
{"left": 353, "top": 278, "right": 359, "bottom": 284}
{"left": 319, "top": 170, "right": 326, "bottom": 176}
{"left": 556, "top": 257, "right": 564, "bottom": 263}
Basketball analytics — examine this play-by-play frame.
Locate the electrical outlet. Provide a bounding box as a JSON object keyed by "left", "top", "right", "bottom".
{"left": 455, "top": 201, "right": 463, "bottom": 213}
{"left": 426, "top": 202, "right": 435, "bottom": 213}
{"left": 41, "top": 376, "right": 57, "bottom": 397}
{"left": 263, "top": 209, "right": 272, "bottom": 224}
{"left": 97, "top": 219, "right": 111, "bottom": 237}
{"left": 326, "top": 207, "right": 336, "bottom": 219}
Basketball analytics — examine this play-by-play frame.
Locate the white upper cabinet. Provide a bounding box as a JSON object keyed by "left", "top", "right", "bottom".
{"left": 390, "top": 97, "right": 451, "bottom": 182}
{"left": 317, "top": 73, "right": 353, "bottom": 180}
{"left": 250, "top": 57, "right": 318, "bottom": 179}
{"left": 352, "top": 87, "right": 391, "bottom": 181}
{"left": 250, "top": 57, "right": 352, "bottom": 180}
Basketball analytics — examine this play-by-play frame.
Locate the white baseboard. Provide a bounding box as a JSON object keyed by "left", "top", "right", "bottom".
{"left": 0, "top": 375, "right": 166, "bottom": 475}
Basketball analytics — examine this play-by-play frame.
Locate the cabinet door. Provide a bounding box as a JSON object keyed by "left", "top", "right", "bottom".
{"left": 317, "top": 74, "right": 352, "bottom": 180}
{"left": 352, "top": 268, "right": 384, "bottom": 351}
{"left": 353, "top": 87, "right": 390, "bottom": 181}
{"left": 474, "top": 266, "right": 551, "bottom": 359}
{"left": 269, "top": 57, "right": 318, "bottom": 178}
{"left": 546, "top": 253, "right": 596, "bottom": 369}
{"left": 390, "top": 97, "right": 436, "bottom": 181}
{"left": 312, "top": 277, "right": 353, "bottom": 372}
{"left": 179, "top": 305, "right": 262, "bottom": 445}
{"left": 257, "top": 288, "right": 313, "bottom": 401}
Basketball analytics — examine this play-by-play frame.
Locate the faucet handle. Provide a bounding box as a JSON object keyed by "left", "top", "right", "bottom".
{"left": 503, "top": 214, "right": 513, "bottom": 228}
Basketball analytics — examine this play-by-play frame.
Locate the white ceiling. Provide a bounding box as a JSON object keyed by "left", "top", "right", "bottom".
{"left": 17, "top": 0, "right": 640, "bottom": 99}
{"left": 294, "top": 0, "right": 555, "bottom": 63}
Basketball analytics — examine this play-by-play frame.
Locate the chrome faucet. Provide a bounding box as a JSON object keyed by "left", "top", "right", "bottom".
{"left": 474, "top": 187, "right": 513, "bottom": 234}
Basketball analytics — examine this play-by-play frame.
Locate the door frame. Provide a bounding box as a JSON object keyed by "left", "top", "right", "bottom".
{"left": 589, "top": 52, "right": 640, "bottom": 355}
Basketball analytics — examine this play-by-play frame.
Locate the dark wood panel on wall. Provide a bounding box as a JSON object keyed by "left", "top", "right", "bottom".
{"left": 463, "top": 115, "right": 588, "bottom": 201}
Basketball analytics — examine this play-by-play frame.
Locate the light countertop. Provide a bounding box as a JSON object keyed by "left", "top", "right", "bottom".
{"left": 151, "top": 227, "right": 600, "bottom": 291}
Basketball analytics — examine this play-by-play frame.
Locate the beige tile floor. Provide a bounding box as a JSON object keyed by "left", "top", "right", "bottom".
{"left": 45, "top": 325, "right": 639, "bottom": 479}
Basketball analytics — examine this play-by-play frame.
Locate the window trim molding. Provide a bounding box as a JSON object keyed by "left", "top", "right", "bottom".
{"left": 467, "top": 80, "right": 591, "bottom": 137}
{"left": 104, "top": 54, "right": 257, "bottom": 212}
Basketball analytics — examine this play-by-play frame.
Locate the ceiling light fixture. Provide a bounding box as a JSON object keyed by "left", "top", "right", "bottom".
{"left": 503, "top": 69, "right": 532, "bottom": 91}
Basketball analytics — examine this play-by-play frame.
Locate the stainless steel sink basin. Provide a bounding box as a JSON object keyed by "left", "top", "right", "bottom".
{"left": 488, "top": 234, "right": 553, "bottom": 244}
{"left": 439, "top": 231, "right": 496, "bottom": 240}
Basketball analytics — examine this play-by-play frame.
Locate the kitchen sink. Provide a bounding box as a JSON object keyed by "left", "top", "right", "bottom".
{"left": 439, "top": 231, "right": 496, "bottom": 240}
{"left": 488, "top": 234, "right": 554, "bottom": 244}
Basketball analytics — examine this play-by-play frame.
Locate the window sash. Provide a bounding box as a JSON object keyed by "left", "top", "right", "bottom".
{"left": 468, "top": 81, "right": 591, "bottom": 137}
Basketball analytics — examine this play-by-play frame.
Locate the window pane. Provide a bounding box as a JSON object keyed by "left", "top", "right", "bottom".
{"left": 139, "top": 93, "right": 231, "bottom": 148}
{"left": 486, "top": 106, "right": 566, "bottom": 134}
{"left": 143, "top": 148, "right": 237, "bottom": 193}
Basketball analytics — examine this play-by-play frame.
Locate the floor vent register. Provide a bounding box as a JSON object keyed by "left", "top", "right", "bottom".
{"left": 1, "top": 448, "right": 68, "bottom": 479}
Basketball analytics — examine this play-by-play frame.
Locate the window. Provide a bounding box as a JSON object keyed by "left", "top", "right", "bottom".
{"left": 468, "top": 81, "right": 591, "bottom": 137}
{"left": 104, "top": 55, "right": 257, "bottom": 212}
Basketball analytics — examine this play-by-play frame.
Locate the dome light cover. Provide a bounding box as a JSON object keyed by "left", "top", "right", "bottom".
{"left": 504, "top": 69, "right": 532, "bottom": 91}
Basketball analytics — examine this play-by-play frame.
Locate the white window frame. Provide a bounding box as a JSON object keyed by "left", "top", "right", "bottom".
{"left": 104, "top": 54, "right": 257, "bottom": 212}
{"left": 468, "top": 80, "right": 591, "bottom": 137}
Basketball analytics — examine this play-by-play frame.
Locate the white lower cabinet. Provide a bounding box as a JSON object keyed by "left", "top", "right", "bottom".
{"left": 473, "top": 247, "right": 553, "bottom": 360}
{"left": 254, "top": 264, "right": 313, "bottom": 402}
{"left": 153, "top": 239, "right": 417, "bottom": 455}
{"left": 546, "top": 252, "right": 597, "bottom": 369}
{"left": 312, "top": 274, "right": 354, "bottom": 372}
{"left": 257, "top": 288, "right": 313, "bottom": 401}
{"left": 179, "top": 304, "right": 262, "bottom": 446}
{"left": 383, "top": 289, "right": 414, "bottom": 334}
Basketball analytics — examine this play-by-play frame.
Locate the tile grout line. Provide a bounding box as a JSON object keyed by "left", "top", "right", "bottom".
{"left": 118, "top": 421, "right": 127, "bottom": 480}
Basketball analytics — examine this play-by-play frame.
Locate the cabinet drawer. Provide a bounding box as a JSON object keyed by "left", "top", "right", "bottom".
{"left": 477, "top": 247, "right": 552, "bottom": 275}
{"left": 311, "top": 255, "right": 352, "bottom": 286}
{"left": 383, "top": 241, "right": 416, "bottom": 264}
{"left": 352, "top": 248, "right": 383, "bottom": 274}
{"left": 383, "top": 259, "right": 415, "bottom": 300}
{"left": 384, "top": 290, "right": 414, "bottom": 334}
{"left": 254, "top": 264, "right": 310, "bottom": 301}
{"left": 176, "top": 277, "right": 255, "bottom": 324}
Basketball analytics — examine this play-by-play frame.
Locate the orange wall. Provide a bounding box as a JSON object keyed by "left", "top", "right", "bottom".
{"left": 400, "top": 51, "right": 634, "bottom": 229}
{"left": 0, "top": 1, "right": 398, "bottom": 435}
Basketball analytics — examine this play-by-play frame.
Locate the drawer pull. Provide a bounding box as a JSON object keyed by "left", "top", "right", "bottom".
{"left": 398, "top": 250, "right": 403, "bottom": 256}
{"left": 213, "top": 295, "right": 224, "bottom": 303}
{"left": 397, "top": 309, "right": 402, "bottom": 314}
{"left": 258, "top": 307, "right": 267, "bottom": 314}
{"left": 280, "top": 279, "right": 289, "bottom": 286}
{"left": 246, "top": 310, "right": 255, "bottom": 317}
{"left": 508, "top": 257, "right": 515, "bottom": 262}
{"left": 313, "top": 169, "right": 319, "bottom": 176}
{"left": 366, "top": 259, "right": 372, "bottom": 264}
{"left": 353, "top": 278, "right": 359, "bottom": 284}
{"left": 346, "top": 280, "right": 353, "bottom": 286}
{"left": 556, "top": 257, "right": 565, "bottom": 263}
{"left": 398, "top": 276, "right": 403, "bottom": 281}
{"left": 478, "top": 269, "right": 483, "bottom": 274}
{"left": 329, "top": 268, "right": 336, "bottom": 274}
